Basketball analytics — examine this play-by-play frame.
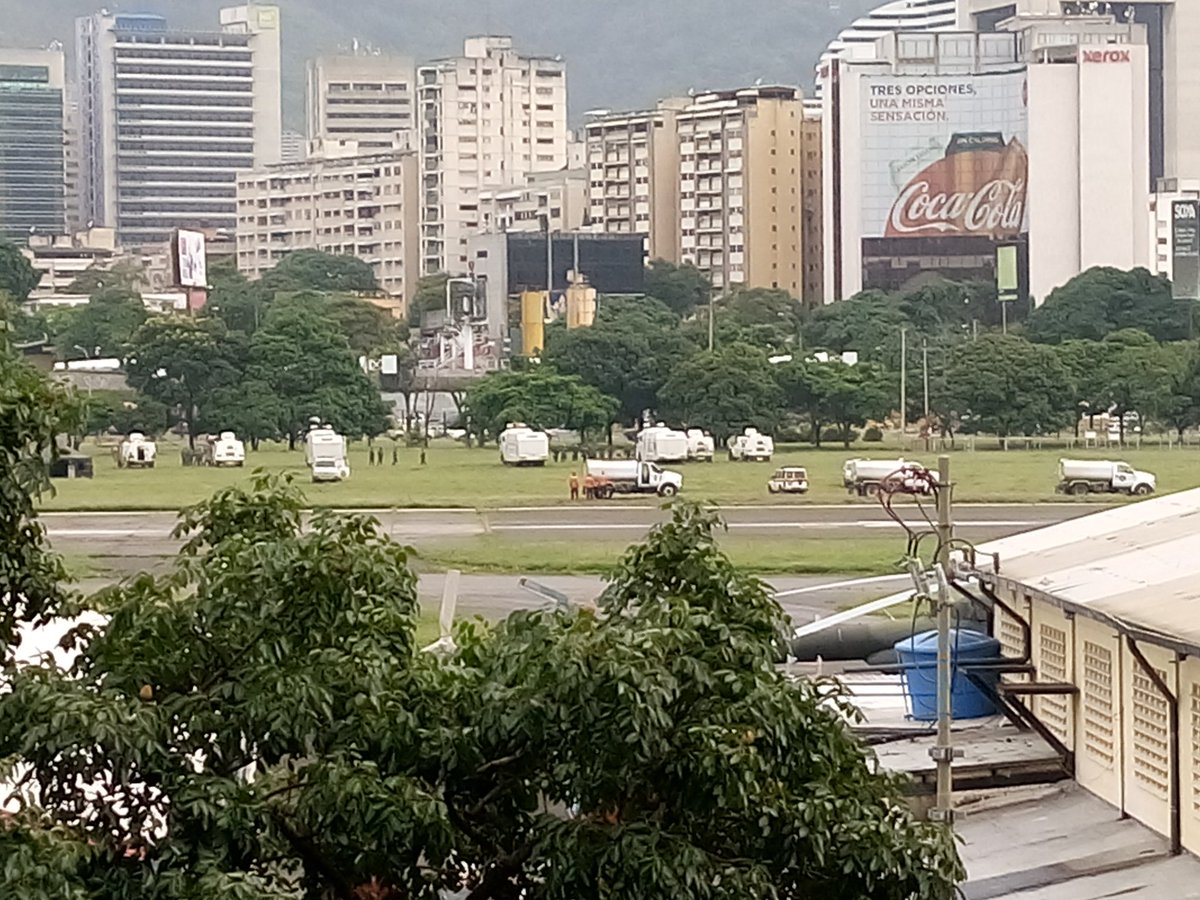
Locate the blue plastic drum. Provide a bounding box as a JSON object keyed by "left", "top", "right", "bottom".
{"left": 894, "top": 629, "right": 1001, "bottom": 721}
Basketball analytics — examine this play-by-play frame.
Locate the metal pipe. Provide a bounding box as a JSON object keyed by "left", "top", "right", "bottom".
{"left": 1126, "top": 637, "right": 1181, "bottom": 856}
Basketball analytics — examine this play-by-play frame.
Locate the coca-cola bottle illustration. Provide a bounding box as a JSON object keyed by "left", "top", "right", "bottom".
{"left": 885, "top": 131, "right": 1028, "bottom": 239}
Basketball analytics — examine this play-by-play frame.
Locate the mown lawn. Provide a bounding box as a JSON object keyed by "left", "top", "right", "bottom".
{"left": 40, "top": 436, "right": 1200, "bottom": 511}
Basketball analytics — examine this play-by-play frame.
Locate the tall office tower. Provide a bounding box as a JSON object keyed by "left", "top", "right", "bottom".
{"left": 417, "top": 37, "right": 568, "bottom": 275}
{"left": 75, "top": 5, "right": 282, "bottom": 248}
{"left": 675, "top": 86, "right": 807, "bottom": 297}
{"left": 957, "top": 1, "right": 1200, "bottom": 186}
{"left": 0, "top": 49, "right": 66, "bottom": 241}
{"left": 584, "top": 99, "right": 686, "bottom": 264}
{"left": 307, "top": 52, "right": 416, "bottom": 152}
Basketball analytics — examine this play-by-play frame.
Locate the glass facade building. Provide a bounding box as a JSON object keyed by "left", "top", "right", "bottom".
{"left": 0, "top": 54, "right": 65, "bottom": 241}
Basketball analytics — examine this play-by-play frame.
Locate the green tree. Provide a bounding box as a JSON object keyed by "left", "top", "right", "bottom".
{"left": 660, "top": 342, "right": 783, "bottom": 443}
{"left": 543, "top": 304, "right": 693, "bottom": 431}
{"left": 939, "top": 335, "right": 1076, "bottom": 437}
{"left": 54, "top": 287, "right": 148, "bottom": 359}
{"left": 802, "top": 289, "right": 909, "bottom": 363}
{"left": 271, "top": 290, "right": 407, "bottom": 354}
{"left": 258, "top": 248, "right": 378, "bottom": 294}
{"left": 1091, "top": 329, "right": 1180, "bottom": 443}
{"left": 779, "top": 359, "right": 892, "bottom": 447}
{"left": 207, "top": 257, "right": 270, "bottom": 335}
{"left": 0, "top": 489, "right": 962, "bottom": 899}
{"left": 464, "top": 368, "right": 617, "bottom": 443}
{"left": 124, "top": 318, "right": 246, "bottom": 448}
{"left": 643, "top": 258, "right": 712, "bottom": 317}
{"left": 0, "top": 334, "right": 76, "bottom": 650}
{"left": 690, "top": 287, "right": 803, "bottom": 352}
{"left": 64, "top": 258, "right": 146, "bottom": 296}
{"left": 1155, "top": 341, "right": 1200, "bottom": 441}
{"left": 0, "top": 238, "right": 41, "bottom": 301}
{"left": 1025, "top": 266, "right": 1192, "bottom": 343}
{"left": 250, "top": 303, "right": 390, "bottom": 445}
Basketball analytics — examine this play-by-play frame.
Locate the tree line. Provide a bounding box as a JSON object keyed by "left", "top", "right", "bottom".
{"left": 0, "top": 243, "right": 399, "bottom": 446}
{"left": 466, "top": 264, "right": 1200, "bottom": 446}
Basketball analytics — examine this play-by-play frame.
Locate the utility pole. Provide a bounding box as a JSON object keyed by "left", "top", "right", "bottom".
{"left": 1001, "top": 301, "right": 1008, "bottom": 335}
{"left": 899, "top": 327, "right": 908, "bottom": 435}
{"left": 708, "top": 291, "right": 715, "bottom": 352}
{"left": 922, "top": 340, "right": 930, "bottom": 420}
{"left": 931, "top": 454, "right": 959, "bottom": 826}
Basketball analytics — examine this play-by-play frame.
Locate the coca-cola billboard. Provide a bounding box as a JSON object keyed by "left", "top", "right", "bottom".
{"left": 860, "top": 71, "right": 1029, "bottom": 291}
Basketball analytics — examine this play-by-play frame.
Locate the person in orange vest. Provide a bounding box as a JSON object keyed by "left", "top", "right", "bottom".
{"left": 568, "top": 471, "right": 580, "bottom": 500}
{"left": 583, "top": 472, "right": 596, "bottom": 500}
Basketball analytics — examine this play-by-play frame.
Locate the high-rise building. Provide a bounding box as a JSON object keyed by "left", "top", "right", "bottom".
{"left": 417, "top": 37, "right": 568, "bottom": 275}
{"left": 676, "top": 86, "right": 807, "bottom": 296}
{"left": 236, "top": 139, "right": 419, "bottom": 303}
{"left": 800, "top": 105, "right": 824, "bottom": 306}
{"left": 478, "top": 168, "right": 588, "bottom": 235}
{"left": 307, "top": 53, "right": 416, "bottom": 153}
{"left": 0, "top": 48, "right": 66, "bottom": 241}
{"left": 824, "top": 17, "right": 1150, "bottom": 304}
{"left": 281, "top": 129, "right": 306, "bottom": 163}
{"left": 957, "top": 1, "right": 1200, "bottom": 187}
{"left": 75, "top": 5, "right": 282, "bottom": 249}
{"left": 584, "top": 99, "right": 685, "bottom": 264}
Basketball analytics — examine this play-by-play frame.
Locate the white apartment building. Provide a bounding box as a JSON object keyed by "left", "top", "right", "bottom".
{"left": 235, "top": 140, "right": 419, "bottom": 302}
{"left": 75, "top": 5, "right": 282, "bottom": 249}
{"left": 417, "top": 37, "right": 568, "bottom": 276}
{"left": 676, "top": 86, "right": 806, "bottom": 296}
{"left": 478, "top": 168, "right": 587, "bottom": 235}
{"left": 307, "top": 53, "right": 416, "bottom": 152}
{"left": 816, "top": 0, "right": 958, "bottom": 93}
{"left": 584, "top": 99, "right": 685, "bottom": 263}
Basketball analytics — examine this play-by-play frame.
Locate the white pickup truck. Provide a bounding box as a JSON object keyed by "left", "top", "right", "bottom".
{"left": 1056, "top": 459, "right": 1156, "bottom": 496}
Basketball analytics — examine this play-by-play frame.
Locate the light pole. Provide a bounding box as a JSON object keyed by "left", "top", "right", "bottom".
{"left": 899, "top": 327, "right": 908, "bottom": 435}
{"left": 922, "top": 339, "right": 930, "bottom": 420}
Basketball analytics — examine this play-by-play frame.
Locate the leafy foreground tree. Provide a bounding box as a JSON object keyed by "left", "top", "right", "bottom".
{"left": 0, "top": 485, "right": 961, "bottom": 899}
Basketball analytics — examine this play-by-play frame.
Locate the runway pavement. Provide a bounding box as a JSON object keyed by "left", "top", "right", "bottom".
{"left": 41, "top": 502, "right": 1095, "bottom": 558}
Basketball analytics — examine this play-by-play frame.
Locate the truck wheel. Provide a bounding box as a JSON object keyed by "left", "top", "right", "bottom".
{"left": 1070, "top": 482, "right": 1090, "bottom": 496}
{"left": 863, "top": 483, "right": 880, "bottom": 498}
{"left": 659, "top": 484, "right": 678, "bottom": 497}
{"left": 1133, "top": 483, "right": 1154, "bottom": 496}
{"left": 768, "top": 485, "right": 779, "bottom": 494}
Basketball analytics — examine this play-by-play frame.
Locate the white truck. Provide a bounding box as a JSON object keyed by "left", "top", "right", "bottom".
{"left": 727, "top": 428, "right": 774, "bottom": 462}
{"left": 305, "top": 425, "right": 350, "bottom": 483}
{"left": 843, "top": 458, "right": 908, "bottom": 497}
{"left": 118, "top": 432, "right": 157, "bottom": 469}
{"left": 499, "top": 424, "right": 550, "bottom": 466}
{"left": 586, "top": 459, "right": 682, "bottom": 498}
{"left": 1056, "top": 459, "right": 1156, "bottom": 497}
{"left": 685, "top": 428, "right": 715, "bottom": 462}
{"left": 209, "top": 431, "right": 245, "bottom": 467}
{"left": 636, "top": 425, "right": 689, "bottom": 464}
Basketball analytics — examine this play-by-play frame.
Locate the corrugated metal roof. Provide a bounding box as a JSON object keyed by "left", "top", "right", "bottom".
{"left": 982, "top": 488, "right": 1200, "bottom": 648}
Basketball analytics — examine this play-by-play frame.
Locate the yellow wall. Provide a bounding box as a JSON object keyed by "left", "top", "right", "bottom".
{"left": 1120, "top": 640, "right": 1176, "bottom": 838}
{"left": 1179, "top": 656, "right": 1200, "bottom": 855}
{"left": 744, "top": 98, "right": 803, "bottom": 297}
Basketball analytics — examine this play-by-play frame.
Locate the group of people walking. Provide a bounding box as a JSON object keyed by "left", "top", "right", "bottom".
{"left": 568, "top": 471, "right": 608, "bottom": 500}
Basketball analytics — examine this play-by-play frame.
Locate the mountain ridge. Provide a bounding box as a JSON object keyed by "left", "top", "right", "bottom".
{"left": 12, "top": 0, "right": 877, "bottom": 128}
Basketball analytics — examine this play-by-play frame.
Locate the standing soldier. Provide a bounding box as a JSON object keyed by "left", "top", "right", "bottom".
{"left": 569, "top": 471, "right": 580, "bottom": 501}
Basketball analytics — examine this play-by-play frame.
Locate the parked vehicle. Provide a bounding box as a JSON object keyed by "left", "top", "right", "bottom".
{"left": 843, "top": 458, "right": 909, "bottom": 497}
{"left": 585, "top": 459, "right": 682, "bottom": 498}
{"left": 685, "top": 428, "right": 715, "bottom": 462}
{"left": 305, "top": 424, "right": 350, "bottom": 483}
{"left": 636, "top": 425, "right": 689, "bottom": 464}
{"left": 727, "top": 428, "right": 774, "bottom": 462}
{"left": 499, "top": 423, "right": 550, "bottom": 466}
{"left": 207, "top": 431, "right": 245, "bottom": 467}
{"left": 1056, "top": 459, "right": 1156, "bottom": 496}
{"left": 767, "top": 466, "right": 809, "bottom": 494}
{"left": 118, "top": 432, "right": 157, "bottom": 469}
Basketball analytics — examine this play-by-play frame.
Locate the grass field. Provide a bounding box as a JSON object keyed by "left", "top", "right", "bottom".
{"left": 40, "top": 436, "right": 1200, "bottom": 511}
{"left": 414, "top": 535, "right": 905, "bottom": 576}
